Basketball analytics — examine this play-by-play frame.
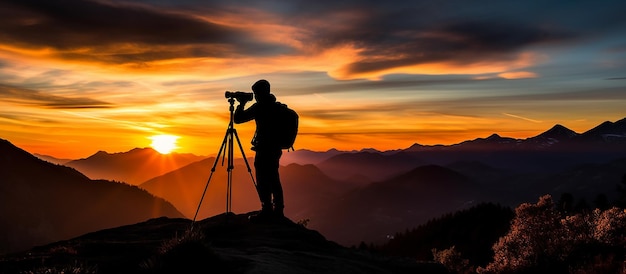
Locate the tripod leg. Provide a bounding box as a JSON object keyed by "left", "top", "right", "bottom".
{"left": 191, "top": 128, "right": 229, "bottom": 228}
{"left": 232, "top": 128, "right": 257, "bottom": 188}
{"left": 226, "top": 129, "right": 234, "bottom": 213}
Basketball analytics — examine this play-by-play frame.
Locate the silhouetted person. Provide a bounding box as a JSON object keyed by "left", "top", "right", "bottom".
{"left": 234, "top": 79, "right": 285, "bottom": 222}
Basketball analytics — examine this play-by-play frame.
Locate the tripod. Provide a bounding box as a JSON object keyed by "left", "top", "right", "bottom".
{"left": 191, "top": 98, "right": 256, "bottom": 227}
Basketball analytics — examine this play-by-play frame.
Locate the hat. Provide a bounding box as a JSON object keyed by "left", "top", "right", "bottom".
{"left": 251, "top": 79, "right": 270, "bottom": 95}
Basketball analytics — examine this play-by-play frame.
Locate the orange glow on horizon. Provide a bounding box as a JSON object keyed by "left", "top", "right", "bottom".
{"left": 5, "top": 114, "right": 618, "bottom": 160}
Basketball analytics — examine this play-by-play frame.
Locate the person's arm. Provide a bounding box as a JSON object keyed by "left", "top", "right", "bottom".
{"left": 234, "top": 101, "right": 256, "bottom": 124}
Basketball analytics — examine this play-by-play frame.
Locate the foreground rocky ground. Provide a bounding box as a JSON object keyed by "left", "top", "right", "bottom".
{"left": 0, "top": 212, "right": 448, "bottom": 273}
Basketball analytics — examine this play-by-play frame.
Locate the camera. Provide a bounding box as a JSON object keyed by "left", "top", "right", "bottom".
{"left": 225, "top": 91, "right": 253, "bottom": 101}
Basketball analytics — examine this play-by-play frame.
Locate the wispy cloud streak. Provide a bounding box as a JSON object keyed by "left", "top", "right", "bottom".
{"left": 0, "top": 84, "right": 112, "bottom": 109}
{"left": 503, "top": 113, "right": 542, "bottom": 123}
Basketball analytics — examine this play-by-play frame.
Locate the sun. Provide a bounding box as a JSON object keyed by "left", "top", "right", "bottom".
{"left": 149, "top": 135, "right": 179, "bottom": 154}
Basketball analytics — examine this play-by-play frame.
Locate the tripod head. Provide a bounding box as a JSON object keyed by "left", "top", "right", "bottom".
{"left": 228, "top": 97, "right": 236, "bottom": 112}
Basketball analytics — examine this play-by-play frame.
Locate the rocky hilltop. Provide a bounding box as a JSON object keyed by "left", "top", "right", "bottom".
{"left": 0, "top": 212, "right": 447, "bottom": 274}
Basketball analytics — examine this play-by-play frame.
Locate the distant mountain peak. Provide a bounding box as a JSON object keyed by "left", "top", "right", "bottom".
{"left": 537, "top": 124, "right": 578, "bottom": 139}
{"left": 587, "top": 121, "right": 615, "bottom": 133}
{"left": 360, "top": 147, "right": 382, "bottom": 153}
{"left": 600, "top": 120, "right": 614, "bottom": 126}
{"left": 406, "top": 143, "right": 425, "bottom": 150}
{"left": 85, "top": 147, "right": 157, "bottom": 159}
{"left": 579, "top": 118, "right": 626, "bottom": 143}
{"left": 131, "top": 147, "right": 158, "bottom": 153}
{"left": 472, "top": 133, "right": 517, "bottom": 144}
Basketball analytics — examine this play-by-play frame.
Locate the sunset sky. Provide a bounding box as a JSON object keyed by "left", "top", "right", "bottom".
{"left": 1, "top": 0, "right": 625, "bottom": 159}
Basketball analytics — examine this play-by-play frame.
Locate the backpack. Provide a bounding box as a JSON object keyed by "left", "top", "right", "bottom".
{"left": 274, "top": 102, "right": 299, "bottom": 151}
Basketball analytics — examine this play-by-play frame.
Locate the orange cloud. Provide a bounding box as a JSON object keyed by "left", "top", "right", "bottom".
{"left": 329, "top": 51, "right": 545, "bottom": 80}
{"left": 498, "top": 71, "right": 538, "bottom": 79}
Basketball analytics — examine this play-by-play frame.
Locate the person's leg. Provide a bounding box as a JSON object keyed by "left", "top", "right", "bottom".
{"left": 266, "top": 150, "right": 284, "bottom": 217}
{"left": 254, "top": 152, "right": 273, "bottom": 215}
{"left": 254, "top": 149, "right": 285, "bottom": 220}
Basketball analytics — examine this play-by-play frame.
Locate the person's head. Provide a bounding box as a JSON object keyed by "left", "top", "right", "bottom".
{"left": 252, "top": 79, "right": 271, "bottom": 101}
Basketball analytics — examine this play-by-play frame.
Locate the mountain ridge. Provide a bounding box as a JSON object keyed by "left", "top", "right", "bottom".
{"left": 64, "top": 147, "right": 206, "bottom": 185}
{"left": 404, "top": 117, "right": 626, "bottom": 152}
{"left": 30, "top": 117, "right": 626, "bottom": 167}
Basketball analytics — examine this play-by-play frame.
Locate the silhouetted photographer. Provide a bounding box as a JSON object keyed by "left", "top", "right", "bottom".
{"left": 233, "top": 79, "right": 298, "bottom": 223}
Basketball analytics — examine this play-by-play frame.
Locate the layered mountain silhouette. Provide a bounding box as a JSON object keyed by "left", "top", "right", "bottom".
{"left": 3, "top": 117, "right": 625, "bottom": 253}
{"left": 34, "top": 154, "right": 72, "bottom": 165}
{"left": 64, "top": 148, "right": 206, "bottom": 185}
{"left": 0, "top": 139, "right": 184, "bottom": 254}
{"left": 0, "top": 213, "right": 447, "bottom": 274}
{"left": 307, "top": 165, "right": 488, "bottom": 245}
{"left": 137, "top": 118, "right": 626, "bottom": 246}
{"left": 279, "top": 148, "right": 344, "bottom": 165}
{"left": 139, "top": 159, "right": 353, "bottom": 222}
{"left": 139, "top": 157, "right": 261, "bottom": 220}
{"left": 316, "top": 151, "right": 426, "bottom": 182}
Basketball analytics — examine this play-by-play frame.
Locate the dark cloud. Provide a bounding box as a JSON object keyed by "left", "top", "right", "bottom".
{"left": 0, "top": 0, "right": 290, "bottom": 63}
{"left": 0, "top": 0, "right": 623, "bottom": 78}
{"left": 0, "top": 84, "right": 113, "bottom": 109}
{"left": 294, "top": 7, "right": 573, "bottom": 75}
{"left": 268, "top": 1, "right": 615, "bottom": 77}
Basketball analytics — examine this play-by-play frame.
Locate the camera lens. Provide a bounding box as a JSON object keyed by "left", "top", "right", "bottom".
{"left": 224, "top": 91, "right": 253, "bottom": 101}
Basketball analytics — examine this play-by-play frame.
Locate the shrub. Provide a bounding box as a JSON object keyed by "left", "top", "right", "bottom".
{"left": 432, "top": 246, "right": 472, "bottom": 274}
{"left": 478, "top": 195, "right": 626, "bottom": 274}
{"left": 593, "top": 207, "right": 626, "bottom": 245}
{"left": 478, "top": 195, "right": 568, "bottom": 273}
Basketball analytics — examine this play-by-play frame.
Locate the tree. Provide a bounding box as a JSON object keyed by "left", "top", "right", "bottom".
{"left": 432, "top": 246, "right": 471, "bottom": 274}
{"left": 479, "top": 195, "right": 626, "bottom": 274}
{"left": 478, "top": 195, "right": 567, "bottom": 273}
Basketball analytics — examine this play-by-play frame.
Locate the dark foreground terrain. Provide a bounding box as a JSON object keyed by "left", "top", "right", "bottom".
{"left": 0, "top": 212, "right": 447, "bottom": 274}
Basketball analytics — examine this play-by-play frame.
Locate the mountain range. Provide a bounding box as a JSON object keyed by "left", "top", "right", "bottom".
{"left": 5, "top": 117, "right": 626, "bottom": 251}
{"left": 54, "top": 117, "right": 626, "bottom": 185}
{"left": 63, "top": 148, "right": 206, "bottom": 185}
{"left": 0, "top": 139, "right": 184, "bottom": 255}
